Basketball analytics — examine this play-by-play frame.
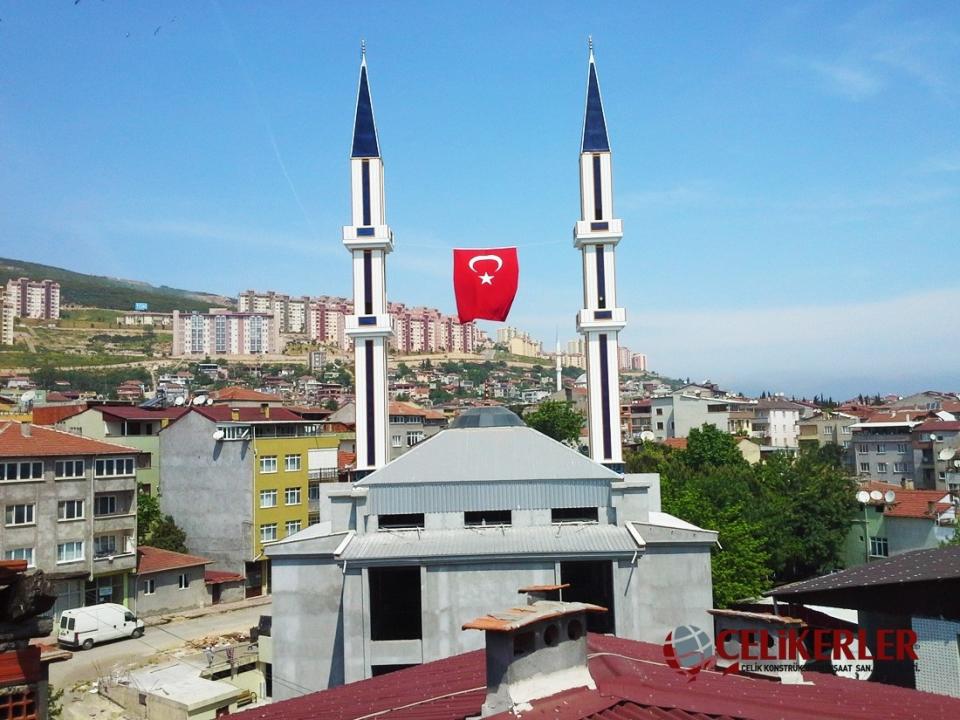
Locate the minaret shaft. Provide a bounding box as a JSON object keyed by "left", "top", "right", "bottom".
{"left": 574, "top": 47, "right": 624, "bottom": 471}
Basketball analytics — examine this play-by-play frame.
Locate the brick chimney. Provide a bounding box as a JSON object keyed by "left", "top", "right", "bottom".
{"left": 20, "top": 422, "right": 31, "bottom": 438}
{"left": 462, "top": 591, "right": 605, "bottom": 717}
{"left": 260, "top": 402, "right": 270, "bottom": 419}
{"left": 230, "top": 408, "right": 240, "bottom": 422}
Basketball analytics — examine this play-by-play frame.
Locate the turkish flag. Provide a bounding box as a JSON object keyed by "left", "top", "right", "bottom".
{"left": 453, "top": 248, "right": 519, "bottom": 323}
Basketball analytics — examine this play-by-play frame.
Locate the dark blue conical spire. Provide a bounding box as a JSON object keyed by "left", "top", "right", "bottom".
{"left": 581, "top": 45, "right": 610, "bottom": 153}
{"left": 351, "top": 54, "right": 380, "bottom": 158}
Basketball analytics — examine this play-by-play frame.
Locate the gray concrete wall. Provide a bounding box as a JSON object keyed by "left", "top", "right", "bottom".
{"left": 913, "top": 616, "right": 960, "bottom": 698}
{"left": 270, "top": 557, "right": 345, "bottom": 701}
{"left": 136, "top": 565, "right": 207, "bottom": 617}
{"left": 159, "top": 412, "right": 253, "bottom": 575}
{"left": 885, "top": 516, "right": 939, "bottom": 556}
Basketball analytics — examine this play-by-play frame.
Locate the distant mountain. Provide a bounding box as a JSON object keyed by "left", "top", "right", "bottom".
{"left": 0, "top": 257, "right": 233, "bottom": 313}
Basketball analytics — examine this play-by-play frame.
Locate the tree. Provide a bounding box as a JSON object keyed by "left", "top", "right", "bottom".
{"left": 524, "top": 400, "right": 584, "bottom": 445}
{"left": 137, "top": 493, "right": 163, "bottom": 544}
{"left": 150, "top": 515, "right": 188, "bottom": 553}
{"left": 684, "top": 424, "right": 747, "bottom": 471}
{"left": 396, "top": 362, "right": 412, "bottom": 379}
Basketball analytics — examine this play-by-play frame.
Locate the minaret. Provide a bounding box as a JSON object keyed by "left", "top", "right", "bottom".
{"left": 574, "top": 39, "right": 625, "bottom": 472}
{"left": 343, "top": 45, "right": 393, "bottom": 478}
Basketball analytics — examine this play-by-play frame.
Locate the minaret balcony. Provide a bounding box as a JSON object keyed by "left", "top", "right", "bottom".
{"left": 343, "top": 225, "right": 394, "bottom": 252}
{"left": 576, "top": 307, "right": 626, "bottom": 333}
{"left": 345, "top": 313, "right": 394, "bottom": 338}
{"left": 573, "top": 219, "right": 622, "bottom": 248}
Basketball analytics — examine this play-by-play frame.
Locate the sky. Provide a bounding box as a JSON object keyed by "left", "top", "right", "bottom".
{"left": 1, "top": 1, "right": 958, "bottom": 399}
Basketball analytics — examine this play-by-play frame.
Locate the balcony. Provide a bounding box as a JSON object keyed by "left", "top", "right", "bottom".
{"left": 93, "top": 532, "right": 136, "bottom": 572}
{"left": 308, "top": 468, "right": 339, "bottom": 482}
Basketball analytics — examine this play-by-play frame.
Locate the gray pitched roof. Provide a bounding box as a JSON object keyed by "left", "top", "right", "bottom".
{"left": 356, "top": 426, "right": 619, "bottom": 486}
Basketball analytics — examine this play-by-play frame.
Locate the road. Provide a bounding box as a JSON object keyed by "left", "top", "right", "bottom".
{"left": 50, "top": 601, "right": 271, "bottom": 689}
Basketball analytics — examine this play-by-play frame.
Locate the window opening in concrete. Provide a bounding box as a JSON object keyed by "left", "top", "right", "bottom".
{"left": 514, "top": 631, "right": 535, "bottom": 656}
{"left": 543, "top": 624, "right": 559, "bottom": 647}
{"left": 379, "top": 513, "right": 424, "bottom": 529}
{"left": 371, "top": 664, "right": 418, "bottom": 677}
{"left": 464, "top": 510, "right": 511, "bottom": 526}
{"left": 551, "top": 507, "right": 599, "bottom": 523}
{"left": 369, "top": 566, "right": 422, "bottom": 640}
{"left": 560, "top": 560, "right": 615, "bottom": 633}
{"left": 567, "top": 618, "right": 584, "bottom": 640}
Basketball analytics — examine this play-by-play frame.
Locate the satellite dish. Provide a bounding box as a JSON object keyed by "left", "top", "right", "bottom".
{"left": 832, "top": 637, "right": 873, "bottom": 680}
{"left": 206, "top": 397, "right": 215, "bottom": 405}
{"left": 856, "top": 490, "right": 870, "bottom": 504}
{"left": 193, "top": 394, "right": 208, "bottom": 406}
{"left": 930, "top": 434, "right": 939, "bottom": 443}
{"left": 939, "top": 448, "right": 957, "bottom": 461}
{"left": 212, "top": 429, "right": 225, "bottom": 441}
{"left": 640, "top": 430, "right": 656, "bottom": 442}
{"left": 884, "top": 490, "right": 896, "bottom": 504}
{"left": 173, "top": 396, "right": 185, "bottom": 406}
{"left": 869, "top": 490, "right": 883, "bottom": 502}
{"left": 954, "top": 459, "right": 960, "bottom": 468}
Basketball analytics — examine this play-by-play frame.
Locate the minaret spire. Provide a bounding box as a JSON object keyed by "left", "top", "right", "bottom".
{"left": 573, "top": 40, "right": 625, "bottom": 471}
{"left": 343, "top": 49, "right": 393, "bottom": 477}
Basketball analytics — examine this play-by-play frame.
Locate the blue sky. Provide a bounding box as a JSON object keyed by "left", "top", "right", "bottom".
{"left": 1, "top": 1, "right": 958, "bottom": 398}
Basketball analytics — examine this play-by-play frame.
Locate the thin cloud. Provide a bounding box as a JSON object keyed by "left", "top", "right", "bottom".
{"left": 799, "top": 59, "right": 883, "bottom": 100}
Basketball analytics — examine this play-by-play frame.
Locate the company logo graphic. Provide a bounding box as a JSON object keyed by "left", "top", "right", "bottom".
{"left": 662, "top": 625, "right": 715, "bottom": 679}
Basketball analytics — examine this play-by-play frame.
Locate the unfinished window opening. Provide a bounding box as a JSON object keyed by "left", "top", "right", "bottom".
{"left": 369, "top": 566, "right": 422, "bottom": 641}
{"left": 560, "top": 560, "right": 615, "bottom": 634}
{"left": 543, "top": 624, "right": 559, "bottom": 647}
{"left": 551, "top": 507, "right": 599, "bottom": 523}
{"left": 371, "top": 664, "right": 418, "bottom": 677}
{"left": 464, "top": 510, "right": 512, "bottom": 526}
{"left": 379, "top": 513, "right": 424, "bottom": 529}
{"left": 513, "top": 631, "right": 535, "bottom": 656}
{"left": 567, "top": 618, "right": 584, "bottom": 641}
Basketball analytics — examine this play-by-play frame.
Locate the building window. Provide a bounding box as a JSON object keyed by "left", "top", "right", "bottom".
{"left": 220, "top": 425, "right": 251, "bottom": 441}
{"left": 655, "top": 408, "right": 663, "bottom": 416}
{"left": 369, "top": 567, "right": 422, "bottom": 641}
{"left": 94, "top": 535, "right": 117, "bottom": 558}
{"left": 259, "top": 489, "right": 277, "bottom": 508}
{"left": 260, "top": 523, "right": 277, "bottom": 543}
{"left": 259, "top": 456, "right": 278, "bottom": 474}
{"left": 94, "top": 495, "right": 117, "bottom": 516}
{"left": 897, "top": 443, "right": 907, "bottom": 454}
{"left": 842, "top": 426, "right": 851, "bottom": 435}
{"left": 857, "top": 444, "right": 868, "bottom": 454}
{"left": 379, "top": 513, "right": 424, "bottom": 529}
{"left": 143, "top": 579, "right": 156, "bottom": 595}
{"left": 178, "top": 573, "right": 188, "bottom": 590}
{"left": 823, "top": 426, "right": 834, "bottom": 435}
{"left": 842, "top": 441, "right": 851, "bottom": 449}
{"left": 285, "top": 520, "right": 301, "bottom": 536}
{"left": 57, "top": 541, "right": 84, "bottom": 563}
{"left": 94, "top": 457, "right": 135, "bottom": 477}
{"left": 285, "top": 487, "right": 301, "bottom": 505}
{"left": 4, "top": 504, "right": 35, "bottom": 526}
{"left": 894, "top": 462, "right": 906, "bottom": 473}
{"left": 406, "top": 431, "right": 425, "bottom": 447}
{"left": 0, "top": 461, "right": 43, "bottom": 482}
{"left": 870, "top": 536, "right": 889, "bottom": 557}
{"left": 877, "top": 462, "right": 888, "bottom": 473}
{"left": 656, "top": 422, "right": 664, "bottom": 431}
{"left": 859, "top": 462, "right": 870, "bottom": 473}
{"left": 308, "top": 483, "right": 320, "bottom": 501}
{"left": 58, "top": 499, "right": 84, "bottom": 521}
{"left": 284, "top": 454, "right": 301, "bottom": 472}
{"left": 3, "top": 548, "right": 34, "bottom": 567}
{"left": 552, "top": 507, "right": 599, "bottom": 523}
{"left": 391, "top": 434, "right": 402, "bottom": 448}
{"left": 55, "top": 459, "right": 85, "bottom": 479}
{"left": 464, "top": 510, "right": 512, "bottom": 526}
{"left": 876, "top": 443, "right": 886, "bottom": 454}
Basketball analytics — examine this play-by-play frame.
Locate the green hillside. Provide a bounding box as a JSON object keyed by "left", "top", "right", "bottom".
{"left": 0, "top": 257, "right": 232, "bottom": 313}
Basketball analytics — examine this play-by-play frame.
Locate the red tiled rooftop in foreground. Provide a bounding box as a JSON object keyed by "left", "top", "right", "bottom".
{"left": 235, "top": 634, "right": 960, "bottom": 720}
{"left": 212, "top": 386, "right": 283, "bottom": 403}
{"left": 204, "top": 570, "right": 245, "bottom": 585}
{"left": 138, "top": 546, "right": 211, "bottom": 575}
{"left": 0, "top": 422, "right": 141, "bottom": 457}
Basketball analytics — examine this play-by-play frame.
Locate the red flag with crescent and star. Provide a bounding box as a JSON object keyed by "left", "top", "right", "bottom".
{"left": 452, "top": 248, "right": 519, "bottom": 323}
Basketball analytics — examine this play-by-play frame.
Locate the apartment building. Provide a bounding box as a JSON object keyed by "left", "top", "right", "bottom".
{"left": 751, "top": 397, "right": 807, "bottom": 448}
{"left": 0, "top": 422, "right": 144, "bottom": 617}
{"left": 4, "top": 277, "right": 60, "bottom": 320}
{"left": 171, "top": 309, "right": 281, "bottom": 357}
{"left": 238, "top": 290, "right": 311, "bottom": 334}
{"left": 116, "top": 311, "right": 172, "bottom": 328}
{"left": 851, "top": 411, "right": 921, "bottom": 487}
{"left": 913, "top": 419, "right": 960, "bottom": 491}
{"left": 0, "top": 286, "right": 14, "bottom": 345}
{"left": 159, "top": 406, "right": 340, "bottom": 596}
{"left": 650, "top": 392, "right": 755, "bottom": 441}
{"left": 798, "top": 410, "right": 860, "bottom": 450}
{"left": 327, "top": 400, "right": 446, "bottom": 461}
{"left": 630, "top": 353, "right": 648, "bottom": 371}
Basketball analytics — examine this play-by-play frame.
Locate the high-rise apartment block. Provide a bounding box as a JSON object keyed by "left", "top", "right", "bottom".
{"left": 0, "top": 287, "right": 14, "bottom": 345}
{"left": 171, "top": 309, "right": 281, "bottom": 357}
{"left": 5, "top": 277, "right": 60, "bottom": 320}
{"left": 237, "top": 291, "right": 310, "bottom": 334}
{"left": 496, "top": 327, "right": 543, "bottom": 357}
{"left": 631, "top": 353, "right": 647, "bottom": 371}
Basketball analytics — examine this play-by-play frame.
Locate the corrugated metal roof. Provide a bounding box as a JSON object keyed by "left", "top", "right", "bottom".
{"left": 339, "top": 524, "right": 641, "bottom": 563}
{"left": 357, "top": 426, "right": 619, "bottom": 486}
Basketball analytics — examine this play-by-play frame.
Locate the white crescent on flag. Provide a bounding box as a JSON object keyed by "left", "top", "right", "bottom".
{"left": 467, "top": 254, "right": 503, "bottom": 273}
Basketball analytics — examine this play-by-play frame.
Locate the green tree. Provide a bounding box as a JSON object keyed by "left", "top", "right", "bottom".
{"left": 684, "top": 424, "right": 748, "bottom": 471}
{"left": 524, "top": 400, "right": 584, "bottom": 445}
{"left": 137, "top": 493, "right": 163, "bottom": 544}
{"left": 396, "top": 362, "right": 412, "bottom": 379}
{"left": 150, "top": 515, "right": 188, "bottom": 553}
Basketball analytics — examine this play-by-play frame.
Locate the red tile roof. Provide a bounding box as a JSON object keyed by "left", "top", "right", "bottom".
{"left": 0, "top": 423, "right": 142, "bottom": 458}
{"left": 212, "top": 387, "right": 282, "bottom": 403}
{"left": 31, "top": 404, "right": 87, "bottom": 426}
{"left": 915, "top": 420, "right": 960, "bottom": 432}
{"left": 97, "top": 406, "right": 190, "bottom": 422}
{"left": 190, "top": 406, "right": 307, "bottom": 423}
{"left": 204, "top": 569, "right": 245, "bottom": 585}
{"left": 234, "top": 633, "right": 960, "bottom": 720}
{"left": 138, "top": 546, "right": 211, "bottom": 574}
{"left": 884, "top": 490, "right": 952, "bottom": 519}
{"left": 338, "top": 451, "right": 356, "bottom": 470}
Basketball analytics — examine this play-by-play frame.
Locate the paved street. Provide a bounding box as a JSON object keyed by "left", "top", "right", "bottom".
{"left": 51, "top": 601, "right": 271, "bottom": 690}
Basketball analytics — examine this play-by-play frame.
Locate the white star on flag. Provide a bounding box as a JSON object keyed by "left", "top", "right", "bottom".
{"left": 479, "top": 273, "right": 494, "bottom": 285}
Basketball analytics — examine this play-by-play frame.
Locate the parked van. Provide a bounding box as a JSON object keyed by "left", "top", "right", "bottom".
{"left": 57, "top": 603, "right": 145, "bottom": 650}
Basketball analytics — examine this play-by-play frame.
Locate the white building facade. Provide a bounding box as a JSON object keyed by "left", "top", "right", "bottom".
{"left": 170, "top": 309, "right": 281, "bottom": 357}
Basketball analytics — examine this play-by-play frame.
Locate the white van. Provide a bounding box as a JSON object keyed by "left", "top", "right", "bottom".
{"left": 57, "top": 603, "right": 145, "bottom": 650}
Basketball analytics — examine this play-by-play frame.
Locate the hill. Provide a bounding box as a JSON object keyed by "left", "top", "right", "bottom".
{"left": 0, "top": 257, "right": 232, "bottom": 313}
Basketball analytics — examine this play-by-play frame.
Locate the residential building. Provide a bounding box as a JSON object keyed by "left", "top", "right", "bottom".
{"left": 136, "top": 546, "right": 212, "bottom": 617}
{"left": 326, "top": 400, "right": 446, "bottom": 461}
{"left": 210, "top": 386, "right": 283, "bottom": 408}
{"left": 0, "top": 286, "right": 14, "bottom": 345}
{"left": 751, "top": 397, "right": 806, "bottom": 448}
{"left": 171, "top": 309, "right": 281, "bottom": 357}
{"left": 913, "top": 419, "right": 960, "bottom": 491}
{"left": 55, "top": 404, "right": 187, "bottom": 496}
{"left": 497, "top": 327, "right": 543, "bottom": 357}
{"left": 617, "top": 346, "right": 632, "bottom": 370}
{"left": 650, "top": 392, "right": 754, "bottom": 441}
{"left": 266, "top": 406, "right": 715, "bottom": 698}
{"left": 621, "top": 398, "right": 651, "bottom": 438}
{"left": 238, "top": 290, "right": 311, "bottom": 334}
{"left": 797, "top": 410, "right": 859, "bottom": 455}
{"left": 0, "top": 422, "right": 144, "bottom": 617}
{"left": 851, "top": 411, "right": 923, "bottom": 486}
{"left": 4, "top": 277, "right": 60, "bottom": 320}
{"left": 158, "top": 406, "right": 340, "bottom": 596}
{"left": 116, "top": 311, "right": 173, "bottom": 328}
{"left": 630, "top": 352, "right": 647, "bottom": 371}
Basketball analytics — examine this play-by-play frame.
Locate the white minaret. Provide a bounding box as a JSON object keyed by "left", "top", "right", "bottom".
{"left": 343, "top": 47, "right": 393, "bottom": 477}
{"left": 555, "top": 331, "right": 562, "bottom": 392}
{"left": 574, "top": 40, "right": 625, "bottom": 471}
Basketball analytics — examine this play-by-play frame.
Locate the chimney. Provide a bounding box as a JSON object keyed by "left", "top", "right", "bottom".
{"left": 260, "top": 402, "right": 270, "bottom": 419}
{"left": 20, "top": 422, "right": 31, "bottom": 438}
{"left": 462, "top": 591, "right": 604, "bottom": 717}
{"left": 230, "top": 408, "right": 240, "bottom": 422}
{"left": 928, "top": 500, "right": 937, "bottom": 515}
